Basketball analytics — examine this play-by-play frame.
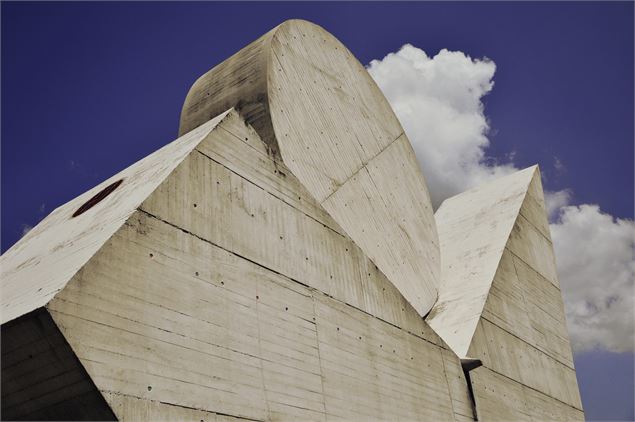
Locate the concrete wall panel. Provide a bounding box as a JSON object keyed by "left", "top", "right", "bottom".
{"left": 470, "top": 366, "right": 583, "bottom": 422}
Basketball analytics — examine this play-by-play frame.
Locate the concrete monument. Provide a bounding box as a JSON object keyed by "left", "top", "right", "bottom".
{"left": 1, "top": 20, "right": 582, "bottom": 421}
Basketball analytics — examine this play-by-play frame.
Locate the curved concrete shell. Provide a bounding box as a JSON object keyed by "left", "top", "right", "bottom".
{"left": 181, "top": 19, "right": 440, "bottom": 316}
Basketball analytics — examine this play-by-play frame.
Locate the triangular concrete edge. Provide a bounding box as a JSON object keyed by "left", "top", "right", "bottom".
{"left": 469, "top": 166, "right": 576, "bottom": 366}
{"left": 0, "top": 109, "right": 234, "bottom": 325}
{"left": 426, "top": 165, "right": 538, "bottom": 358}
{"left": 464, "top": 167, "right": 584, "bottom": 413}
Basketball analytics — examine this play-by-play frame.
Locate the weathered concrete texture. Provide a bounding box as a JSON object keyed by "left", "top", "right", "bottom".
{"left": 470, "top": 366, "right": 583, "bottom": 421}
{"left": 181, "top": 19, "right": 440, "bottom": 318}
{"left": 43, "top": 110, "right": 470, "bottom": 421}
{"left": 428, "top": 166, "right": 584, "bottom": 420}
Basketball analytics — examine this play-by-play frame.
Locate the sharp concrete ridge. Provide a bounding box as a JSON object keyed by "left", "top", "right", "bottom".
{"left": 427, "top": 166, "right": 539, "bottom": 358}
{"left": 1, "top": 19, "right": 582, "bottom": 421}
{"left": 0, "top": 111, "right": 231, "bottom": 326}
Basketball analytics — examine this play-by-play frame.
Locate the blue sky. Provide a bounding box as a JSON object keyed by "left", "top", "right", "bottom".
{"left": 2, "top": 2, "right": 633, "bottom": 420}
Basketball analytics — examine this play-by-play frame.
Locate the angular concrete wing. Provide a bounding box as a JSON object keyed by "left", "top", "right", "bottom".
{"left": 427, "top": 166, "right": 584, "bottom": 420}
{"left": 426, "top": 166, "right": 537, "bottom": 357}
{"left": 180, "top": 19, "right": 440, "bottom": 317}
{"left": 0, "top": 111, "right": 231, "bottom": 325}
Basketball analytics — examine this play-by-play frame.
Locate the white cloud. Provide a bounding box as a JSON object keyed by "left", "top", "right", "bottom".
{"left": 551, "top": 205, "right": 635, "bottom": 353}
{"left": 545, "top": 189, "right": 572, "bottom": 221}
{"left": 369, "top": 44, "right": 634, "bottom": 353}
{"left": 368, "top": 45, "right": 517, "bottom": 208}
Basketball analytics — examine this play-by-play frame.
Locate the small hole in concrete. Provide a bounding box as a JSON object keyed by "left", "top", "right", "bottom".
{"left": 147, "top": 386, "right": 152, "bottom": 391}
{"left": 285, "top": 307, "right": 288, "bottom": 311}
{"left": 149, "top": 253, "right": 154, "bottom": 258}
{"left": 195, "top": 272, "right": 199, "bottom": 276}
{"left": 256, "top": 295, "right": 259, "bottom": 300}
{"left": 220, "top": 281, "right": 224, "bottom": 285}
{"left": 72, "top": 179, "right": 123, "bottom": 217}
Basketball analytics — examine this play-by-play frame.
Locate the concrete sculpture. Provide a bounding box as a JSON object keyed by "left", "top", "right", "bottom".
{"left": 1, "top": 19, "right": 582, "bottom": 421}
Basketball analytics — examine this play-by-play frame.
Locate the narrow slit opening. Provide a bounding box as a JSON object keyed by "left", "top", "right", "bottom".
{"left": 72, "top": 179, "right": 124, "bottom": 218}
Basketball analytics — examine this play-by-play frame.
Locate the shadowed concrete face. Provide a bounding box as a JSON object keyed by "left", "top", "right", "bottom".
{"left": 180, "top": 19, "right": 440, "bottom": 318}
{"left": 1, "top": 309, "right": 116, "bottom": 421}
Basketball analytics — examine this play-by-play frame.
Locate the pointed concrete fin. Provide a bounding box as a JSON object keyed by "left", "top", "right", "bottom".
{"left": 471, "top": 166, "right": 577, "bottom": 367}
{"left": 464, "top": 166, "right": 583, "bottom": 412}
{"left": 505, "top": 167, "right": 560, "bottom": 287}
{"left": 426, "top": 166, "right": 538, "bottom": 357}
{"left": 180, "top": 19, "right": 440, "bottom": 317}
{"left": 0, "top": 110, "right": 233, "bottom": 325}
